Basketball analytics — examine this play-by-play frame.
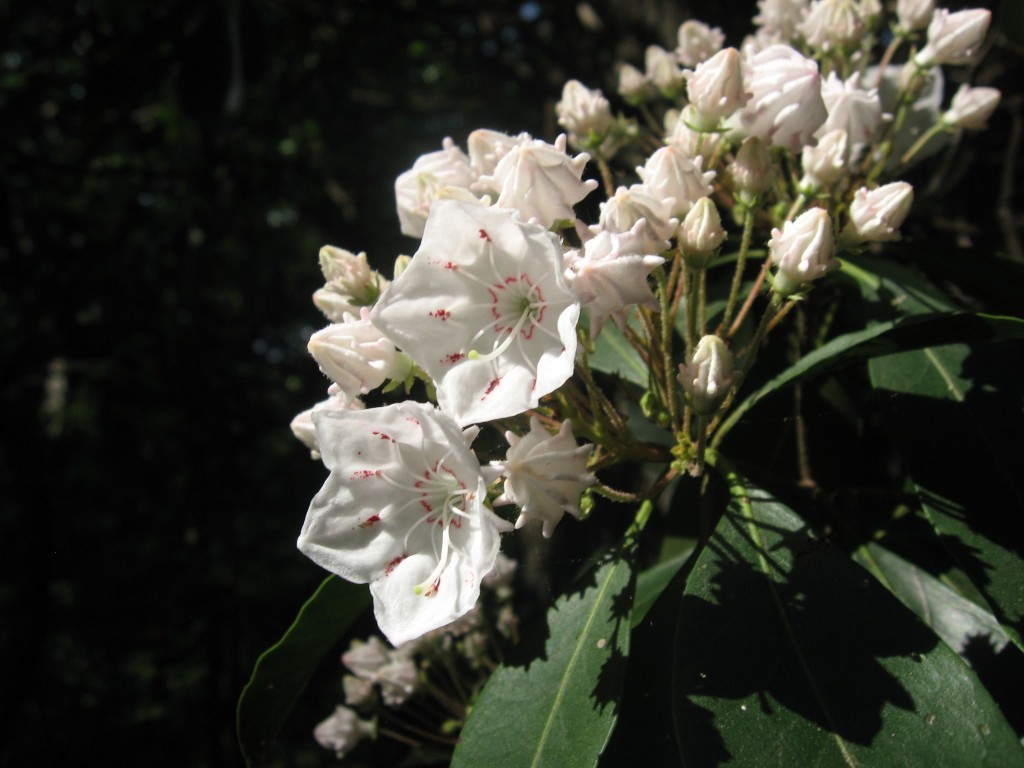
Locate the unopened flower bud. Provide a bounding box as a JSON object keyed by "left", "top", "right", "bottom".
{"left": 915, "top": 8, "right": 991, "bottom": 68}
{"left": 740, "top": 45, "right": 827, "bottom": 151}
{"left": 800, "top": 0, "right": 867, "bottom": 52}
{"left": 679, "top": 335, "right": 734, "bottom": 415}
{"left": 840, "top": 182, "right": 914, "bottom": 245}
{"left": 646, "top": 45, "right": 685, "bottom": 98}
{"left": 769, "top": 207, "right": 837, "bottom": 296}
{"left": 817, "top": 71, "right": 885, "bottom": 157}
{"left": 729, "top": 137, "right": 775, "bottom": 205}
{"left": 800, "top": 129, "right": 849, "bottom": 191}
{"left": 896, "top": 0, "right": 935, "bottom": 32}
{"left": 676, "top": 20, "right": 725, "bottom": 67}
{"left": 394, "top": 137, "right": 474, "bottom": 238}
{"left": 392, "top": 254, "right": 412, "bottom": 279}
{"left": 942, "top": 84, "right": 1000, "bottom": 130}
{"left": 314, "top": 706, "right": 374, "bottom": 760}
{"left": 637, "top": 145, "right": 715, "bottom": 218}
{"left": 679, "top": 197, "right": 727, "bottom": 267}
{"left": 313, "top": 246, "right": 388, "bottom": 321}
{"left": 618, "top": 63, "right": 651, "bottom": 104}
{"left": 308, "top": 309, "right": 409, "bottom": 398}
{"left": 754, "top": 0, "right": 808, "bottom": 41}
{"left": 556, "top": 80, "right": 617, "bottom": 147}
{"left": 686, "top": 48, "right": 747, "bottom": 128}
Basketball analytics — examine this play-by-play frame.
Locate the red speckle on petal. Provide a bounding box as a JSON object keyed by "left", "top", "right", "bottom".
{"left": 352, "top": 469, "right": 379, "bottom": 479}
{"left": 406, "top": 417, "right": 420, "bottom": 425}
{"left": 429, "top": 309, "right": 452, "bottom": 321}
{"left": 478, "top": 228, "right": 491, "bottom": 241}
{"left": 359, "top": 514, "right": 382, "bottom": 529}
{"left": 422, "top": 578, "right": 441, "bottom": 597}
{"left": 372, "top": 431, "right": 394, "bottom": 442}
{"left": 442, "top": 352, "right": 464, "bottom": 366}
{"left": 384, "top": 554, "right": 406, "bottom": 575}
{"left": 481, "top": 377, "right": 501, "bottom": 399}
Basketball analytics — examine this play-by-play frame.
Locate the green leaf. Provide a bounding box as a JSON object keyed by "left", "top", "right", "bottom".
{"left": 611, "top": 474, "right": 1022, "bottom": 766}
{"left": 719, "top": 311, "right": 1024, "bottom": 439}
{"left": 588, "top": 319, "right": 647, "bottom": 387}
{"left": 631, "top": 549, "right": 692, "bottom": 629}
{"left": 452, "top": 504, "right": 649, "bottom": 768}
{"left": 237, "top": 576, "right": 370, "bottom": 766}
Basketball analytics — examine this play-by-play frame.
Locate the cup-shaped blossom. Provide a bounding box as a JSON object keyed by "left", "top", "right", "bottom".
{"left": 563, "top": 219, "right": 666, "bottom": 337}
{"left": 800, "top": 0, "right": 867, "bottom": 52}
{"left": 637, "top": 145, "right": 715, "bottom": 219}
{"left": 897, "top": 0, "right": 935, "bottom": 32}
{"left": 371, "top": 200, "right": 579, "bottom": 426}
{"left": 395, "top": 137, "right": 475, "bottom": 238}
{"left": 686, "top": 48, "right": 748, "bottom": 128}
{"left": 800, "top": 129, "right": 850, "bottom": 191}
{"left": 679, "top": 197, "right": 727, "bottom": 268}
{"left": 595, "top": 185, "right": 680, "bottom": 254}
{"left": 678, "top": 335, "right": 734, "bottom": 415}
{"left": 768, "top": 207, "right": 838, "bottom": 296}
{"left": 676, "top": 20, "right": 725, "bottom": 67}
{"left": 492, "top": 417, "right": 595, "bottom": 538}
{"left": 914, "top": 9, "right": 991, "bottom": 68}
{"left": 314, "top": 706, "right": 374, "bottom": 759}
{"left": 298, "top": 401, "right": 512, "bottom": 646}
{"left": 753, "top": 0, "right": 808, "bottom": 41}
{"left": 556, "top": 80, "right": 617, "bottom": 148}
{"left": 291, "top": 384, "right": 365, "bottom": 460}
{"left": 816, "top": 71, "right": 885, "bottom": 158}
{"left": 313, "top": 246, "right": 388, "bottom": 322}
{"left": 840, "top": 182, "right": 914, "bottom": 245}
{"left": 645, "top": 45, "right": 685, "bottom": 98}
{"left": 942, "top": 85, "right": 1000, "bottom": 130}
{"left": 475, "top": 134, "right": 598, "bottom": 229}
{"left": 308, "top": 308, "right": 409, "bottom": 399}
{"left": 729, "top": 136, "right": 775, "bottom": 204}
{"left": 740, "top": 45, "right": 827, "bottom": 151}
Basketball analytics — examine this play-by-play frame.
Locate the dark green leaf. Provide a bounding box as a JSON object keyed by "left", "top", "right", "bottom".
{"left": 451, "top": 505, "right": 648, "bottom": 768}
{"left": 632, "top": 549, "right": 692, "bottom": 629}
{"left": 588, "top": 319, "right": 647, "bottom": 387}
{"left": 237, "top": 576, "right": 370, "bottom": 767}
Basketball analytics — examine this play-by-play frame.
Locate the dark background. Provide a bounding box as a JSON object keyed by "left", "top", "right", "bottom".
{"left": 1, "top": 0, "right": 1019, "bottom": 765}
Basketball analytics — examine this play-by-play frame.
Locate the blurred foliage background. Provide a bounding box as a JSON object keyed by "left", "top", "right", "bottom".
{"left": 0, "top": 0, "right": 1019, "bottom": 765}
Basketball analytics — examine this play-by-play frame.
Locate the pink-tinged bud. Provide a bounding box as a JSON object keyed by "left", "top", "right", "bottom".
{"left": 915, "top": 9, "right": 991, "bottom": 68}
{"left": 841, "top": 182, "right": 914, "bottom": 245}
{"left": 800, "top": 129, "right": 850, "bottom": 191}
{"left": 667, "top": 107, "right": 723, "bottom": 165}
{"left": 754, "top": 0, "right": 809, "bottom": 41}
{"left": 637, "top": 145, "right": 715, "bottom": 218}
{"left": 740, "top": 45, "right": 827, "bottom": 151}
{"left": 817, "top": 71, "right": 885, "bottom": 158}
{"left": 467, "top": 129, "right": 530, "bottom": 177}
{"left": 646, "top": 45, "right": 685, "bottom": 98}
{"left": 943, "top": 84, "right": 1000, "bottom": 130}
{"left": 679, "top": 335, "right": 734, "bottom": 415}
{"left": 308, "top": 309, "right": 408, "bottom": 398}
{"left": 596, "top": 185, "right": 680, "bottom": 254}
{"left": 676, "top": 20, "right": 726, "bottom": 67}
{"left": 618, "top": 63, "right": 652, "bottom": 104}
{"left": 769, "top": 208, "right": 837, "bottom": 296}
{"left": 729, "top": 137, "right": 775, "bottom": 204}
{"left": 800, "top": 0, "right": 868, "bottom": 52}
{"left": 679, "top": 197, "right": 727, "bottom": 267}
{"left": 686, "top": 48, "right": 748, "bottom": 127}
{"left": 313, "top": 246, "right": 388, "bottom": 321}
{"left": 556, "top": 80, "right": 617, "bottom": 145}
{"left": 896, "top": 0, "right": 935, "bottom": 32}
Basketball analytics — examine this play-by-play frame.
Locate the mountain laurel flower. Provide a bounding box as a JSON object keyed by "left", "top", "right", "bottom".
{"left": 686, "top": 48, "right": 748, "bottom": 128}
{"left": 314, "top": 706, "right": 375, "bottom": 760}
{"left": 564, "top": 219, "right": 666, "bottom": 337}
{"left": 395, "top": 137, "right": 475, "bottom": 238}
{"left": 371, "top": 200, "right": 579, "bottom": 426}
{"left": 817, "top": 72, "right": 885, "bottom": 158}
{"left": 596, "top": 185, "right": 680, "bottom": 254}
{"left": 467, "top": 129, "right": 530, "bottom": 177}
{"left": 313, "top": 246, "right": 388, "bottom": 321}
{"left": 637, "top": 145, "right": 715, "bottom": 219}
{"left": 675, "top": 20, "right": 726, "bottom": 67}
{"left": 298, "top": 401, "right": 513, "bottom": 646}
{"left": 308, "top": 309, "right": 410, "bottom": 399}
{"left": 493, "top": 417, "right": 596, "bottom": 538}
{"left": 678, "top": 335, "right": 735, "bottom": 415}
{"left": 897, "top": 0, "right": 935, "bottom": 32}
{"left": 679, "top": 197, "right": 727, "bottom": 268}
{"left": 840, "top": 182, "right": 914, "bottom": 245}
{"left": 800, "top": 0, "right": 867, "bottom": 52}
{"left": 740, "top": 45, "right": 827, "bottom": 151}
{"left": 914, "top": 8, "right": 991, "bottom": 68}
{"left": 617, "top": 63, "right": 652, "bottom": 104}
{"left": 800, "top": 129, "right": 850, "bottom": 191}
{"left": 556, "top": 80, "right": 617, "bottom": 149}
{"left": 753, "top": 0, "right": 809, "bottom": 41}
{"left": 729, "top": 136, "right": 775, "bottom": 205}
{"left": 291, "top": 384, "right": 365, "bottom": 460}
{"left": 768, "top": 207, "right": 838, "bottom": 296}
{"left": 645, "top": 45, "right": 685, "bottom": 98}
{"left": 475, "top": 134, "right": 598, "bottom": 229}
{"left": 942, "top": 85, "right": 1001, "bottom": 130}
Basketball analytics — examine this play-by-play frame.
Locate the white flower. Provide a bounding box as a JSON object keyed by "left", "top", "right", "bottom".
{"left": 686, "top": 48, "right": 748, "bottom": 127}
{"left": 595, "top": 185, "right": 680, "bottom": 254}
{"left": 298, "top": 401, "right": 512, "bottom": 646}
{"left": 841, "top": 182, "right": 914, "bottom": 245}
{"left": 342, "top": 636, "right": 419, "bottom": 706}
{"left": 817, "top": 71, "right": 885, "bottom": 158}
{"left": 371, "top": 200, "right": 579, "bottom": 426}
{"left": 678, "top": 335, "right": 734, "bottom": 415}
{"left": 637, "top": 145, "right": 715, "bottom": 219}
{"left": 769, "top": 207, "right": 838, "bottom": 296}
{"left": 475, "top": 134, "right": 598, "bottom": 229}
{"left": 645, "top": 45, "right": 685, "bottom": 97}
{"left": 679, "top": 197, "right": 727, "bottom": 267}
{"left": 467, "top": 128, "right": 530, "bottom": 177}
{"left": 729, "top": 136, "right": 775, "bottom": 203}
{"left": 666, "top": 108, "right": 722, "bottom": 165}
{"left": 754, "top": 0, "right": 808, "bottom": 41}
{"left": 493, "top": 417, "right": 595, "bottom": 538}
{"left": 618, "top": 63, "right": 651, "bottom": 104}
{"left": 564, "top": 219, "right": 666, "bottom": 337}
{"left": 556, "top": 80, "right": 617, "bottom": 147}
{"left": 942, "top": 84, "right": 1000, "bottom": 130}
{"left": 800, "top": 128, "right": 850, "bottom": 190}
{"left": 308, "top": 309, "right": 409, "bottom": 399}
{"left": 740, "top": 45, "right": 827, "bottom": 151}
{"left": 896, "top": 0, "right": 935, "bottom": 33}
{"left": 313, "top": 247, "right": 389, "bottom": 322}
{"left": 800, "top": 0, "right": 867, "bottom": 52}
{"left": 394, "top": 137, "right": 475, "bottom": 238}
{"left": 915, "top": 8, "right": 991, "bottom": 68}
{"left": 313, "top": 706, "right": 374, "bottom": 759}
{"left": 291, "top": 384, "right": 365, "bottom": 460}
{"left": 676, "top": 20, "right": 725, "bottom": 67}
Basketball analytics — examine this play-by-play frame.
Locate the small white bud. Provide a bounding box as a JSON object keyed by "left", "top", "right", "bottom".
{"left": 915, "top": 8, "right": 991, "bottom": 68}
{"left": 645, "top": 45, "right": 685, "bottom": 98}
{"left": 942, "top": 84, "right": 1000, "bottom": 130}
{"left": 686, "top": 48, "right": 748, "bottom": 127}
{"left": 675, "top": 20, "right": 726, "bottom": 67}
{"left": 556, "top": 80, "right": 617, "bottom": 146}
{"left": 679, "top": 335, "right": 735, "bottom": 415}
{"left": 679, "top": 197, "right": 727, "bottom": 267}
{"left": 800, "top": 129, "right": 850, "bottom": 191}
{"left": 313, "top": 706, "right": 374, "bottom": 760}
{"left": 769, "top": 207, "right": 838, "bottom": 296}
{"left": 740, "top": 45, "right": 827, "bottom": 151}
{"left": 729, "top": 137, "right": 775, "bottom": 204}
{"left": 800, "top": 0, "right": 867, "bottom": 52}
{"left": 896, "top": 0, "right": 935, "bottom": 32}
{"left": 754, "top": 0, "right": 809, "bottom": 41}
{"left": 841, "top": 182, "right": 914, "bottom": 245}
{"left": 618, "top": 63, "right": 652, "bottom": 104}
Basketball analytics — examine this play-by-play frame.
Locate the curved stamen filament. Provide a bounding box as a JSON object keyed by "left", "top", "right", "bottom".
{"left": 469, "top": 305, "right": 533, "bottom": 363}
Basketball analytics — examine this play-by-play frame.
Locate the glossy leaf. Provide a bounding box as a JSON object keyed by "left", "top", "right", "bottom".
{"left": 632, "top": 549, "right": 691, "bottom": 629}
{"left": 587, "top": 318, "right": 647, "bottom": 387}
{"left": 237, "top": 576, "right": 370, "bottom": 766}
{"left": 451, "top": 504, "right": 649, "bottom": 768}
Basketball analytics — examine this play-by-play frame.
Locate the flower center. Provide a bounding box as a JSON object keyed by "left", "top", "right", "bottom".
{"left": 467, "top": 275, "right": 547, "bottom": 363}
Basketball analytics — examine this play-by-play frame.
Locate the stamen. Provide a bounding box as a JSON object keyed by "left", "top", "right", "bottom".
{"left": 468, "top": 305, "right": 533, "bottom": 363}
